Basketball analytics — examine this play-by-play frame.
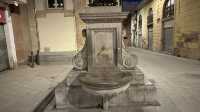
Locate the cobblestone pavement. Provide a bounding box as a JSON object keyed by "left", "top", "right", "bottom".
{"left": 1, "top": 48, "right": 200, "bottom": 112}
{"left": 0, "top": 64, "right": 72, "bottom": 112}
{"left": 128, "top": 47, "right": 200, "bottom": 112}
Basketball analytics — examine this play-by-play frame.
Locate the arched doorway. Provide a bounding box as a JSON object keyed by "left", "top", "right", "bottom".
{"left": 138, "top": 15, "right": 142, "bottom": 48}
{"left": 147, "top": 8, "right": 153, "bottom": 50}
{"left": 162, "top": 0, "right": 175, "bottom": 53}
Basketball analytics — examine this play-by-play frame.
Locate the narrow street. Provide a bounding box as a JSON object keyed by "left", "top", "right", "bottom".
{"left": 128, "top": 47, "right": 200, "bottom": 112}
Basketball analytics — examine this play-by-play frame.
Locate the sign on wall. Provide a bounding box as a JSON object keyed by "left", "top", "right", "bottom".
{"left": 0, "top": 8, "right": 6, "bottom": 24}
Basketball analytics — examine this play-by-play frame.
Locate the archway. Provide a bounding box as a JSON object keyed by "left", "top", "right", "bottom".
{"left": 162, "top": 0, "right": 175, "bottom": 53}
{"left": 138, "top": 15, "right": 142, "bottom": 48}
{"left": 147, "top": 8, "right": 153, "bottom": 50}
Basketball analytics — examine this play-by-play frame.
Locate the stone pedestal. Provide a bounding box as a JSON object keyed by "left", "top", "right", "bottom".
{"left": 73, "top": 6, "right": 137, "bottom": 71}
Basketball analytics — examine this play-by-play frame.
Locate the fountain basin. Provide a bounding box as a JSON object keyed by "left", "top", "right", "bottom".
{"left": 79, "top": 71, "right": 133, "bottom": 95}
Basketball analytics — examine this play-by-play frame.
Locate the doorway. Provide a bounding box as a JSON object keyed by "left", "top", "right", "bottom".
{"left": 0, "top": 25, "right": 9, "bottom": 71}
{"left": 148, "top": 27, "right": 153, "bottom": 50}
{"left": 163, "top": 26, "right": 173, "bottom": 52}
{"left": 162, "top": 0, "right": 175, "bottom": 53}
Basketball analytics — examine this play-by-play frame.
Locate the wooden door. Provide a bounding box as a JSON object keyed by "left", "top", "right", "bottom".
{"left": 148, "top": 27, "right": 153, "bottom": 50}
{"left": 163, "top": 27, "right": 173, "bottom": 52}
{"left": 163, "top": 19, "right": 174, "bottom": 54}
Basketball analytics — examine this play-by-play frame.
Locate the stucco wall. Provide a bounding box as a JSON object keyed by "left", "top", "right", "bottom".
{"left": 37, "top": 13, "right": 76, "bottom": 52}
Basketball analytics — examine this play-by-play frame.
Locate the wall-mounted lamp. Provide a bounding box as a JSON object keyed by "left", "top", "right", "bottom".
{"left": 157, "top": 18, "right": 160, "bottom": 23}
{"left": 14, "top": 1, "right": 19, "bottom": 6}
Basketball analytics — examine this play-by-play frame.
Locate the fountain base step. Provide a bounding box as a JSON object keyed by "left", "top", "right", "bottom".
{"left": 42, "top": 68, "right": 160, "bottom": 112}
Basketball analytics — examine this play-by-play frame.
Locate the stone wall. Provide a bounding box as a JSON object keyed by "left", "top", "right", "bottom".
{"left": 74, "top": 0, "right": 87, "bottom": 50}
{"left": 174, "top": 0, "right": 200, "bottom": 59}
{"left": 137, "top": 0, "right": 165, "bottom": 51}
{"left": 136, "top": 0, "right": 200, "bottom": 60}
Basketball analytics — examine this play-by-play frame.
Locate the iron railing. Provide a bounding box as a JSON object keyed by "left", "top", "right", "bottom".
{"left": 88, "top": 0, "right": 120, "bottom": 7}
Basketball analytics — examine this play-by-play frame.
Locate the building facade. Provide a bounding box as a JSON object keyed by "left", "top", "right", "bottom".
{"left": 35, "top": 0, "right": 88, "bottom": 63}
{"left": 0, "top": 0, "right": 39, "bottom": 71}
{"left": 35, "top": 0, "right": 77, "bottom": 53}
{"left": 35, "top": 0, "right": 123, "bottom": 63}
{"left": 132, "top": 0, "right": 200, "bottom": 60}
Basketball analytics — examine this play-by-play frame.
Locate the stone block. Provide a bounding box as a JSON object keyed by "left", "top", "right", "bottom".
{"left": 121, "top": 68, "right": 145, "bottom": 85}
{"left": 144, "top": 80, "right": 157, "bottom": 103}
{"left": 179, "top": 48, "right": 189, "bottom": 57}
{"left": 109, "top": 91, "right": 129, "bottom": 106}
{"left": 55, "top": 70, "right": 81, "bottom": 109}
{"left": 188, "top": 42, "right": 199, "bottom": 49}
{"left": 134, "top": 72, "right": 145, "bottom": 85}
{"left": 129, "top": 85, "right": 145, "bottom": 103}
{"left": 55, "top": 83, "right": 68, "bottom": 109}
{"left": 129, "top": 68, "right": 145, "bottom": 85}
{"left": 128, "top": 79, "right": 157, "bottom": 105}
{"left": 188, "top": 48, "right": 200, "bottom": 59}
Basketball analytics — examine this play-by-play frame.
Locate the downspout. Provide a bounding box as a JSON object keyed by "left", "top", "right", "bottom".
{"left": 26, "top": 0, "right": 34, "bottom": 67}
{"left": 27, "top": 0, "right": 40, "bottom": 67}
{"left": 33, "top": 0, "right": 40, "bottom": 65}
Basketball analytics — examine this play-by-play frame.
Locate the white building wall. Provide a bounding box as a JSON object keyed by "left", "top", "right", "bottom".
{"left": 37, "top": 13, "right": 76, "bottom": 52}
{"left": 35, "top": 0, "right": 77, "bottom": 52}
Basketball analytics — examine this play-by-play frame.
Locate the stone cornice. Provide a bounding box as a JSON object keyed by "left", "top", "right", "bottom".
{"left": 0, "top": 0, "right": 27, "bottom": 4}
{"left": 79, "top": 12, "right": 129, "bottom": 23}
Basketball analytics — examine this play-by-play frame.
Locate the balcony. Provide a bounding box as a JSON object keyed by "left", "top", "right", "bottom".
{"left": 88, "top": 0, "right": 121, "bottom": 7}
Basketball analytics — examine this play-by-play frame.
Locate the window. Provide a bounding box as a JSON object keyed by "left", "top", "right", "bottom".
{"left": 138, "top": 15, "right": 142, "bottom": 29}
{"left": 47, "top": 0, "right": 64, "bottom": 9}
{"left": 163, "top": 0, "right": 175, "bottom": 18}
{"left": 147, "top": 8, "right": 153, "bottom": 25}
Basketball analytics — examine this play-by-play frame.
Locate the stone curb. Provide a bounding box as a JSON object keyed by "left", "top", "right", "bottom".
{"left": 128, "top": 47, "right": 200, "bottom": 64}
{"left": 33, "top": 89, "right": 55, "bottom": 112}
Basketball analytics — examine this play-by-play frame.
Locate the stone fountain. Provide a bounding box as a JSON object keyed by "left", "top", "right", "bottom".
{"left": 43, "top": 1, "right": 159, "bottom": 112}
{"left": 76, "top": 5, "right": 135, "bottom": 112}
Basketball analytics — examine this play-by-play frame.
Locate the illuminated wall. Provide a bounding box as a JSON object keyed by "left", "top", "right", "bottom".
{"left": 37, "top": 13, "right": 76, "bottom": 52}
{"left": 136, "top": 0, "right": 200, "bottom": 59}
{"left": 174, "top": 0, "right": 200, "bottom": 59}
{"left": 137, "top": 0, "right": 165, "bottom": 51}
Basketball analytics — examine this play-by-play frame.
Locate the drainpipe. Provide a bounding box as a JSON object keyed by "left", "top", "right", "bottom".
{"left": 27, "top": 0, "right": 40, "bottom": 67}
{"left": 33, "top": 0, "right": 40, "bottom": 65}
